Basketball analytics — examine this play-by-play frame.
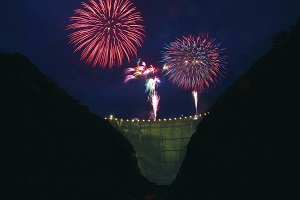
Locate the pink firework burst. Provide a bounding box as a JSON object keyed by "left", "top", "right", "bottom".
{"left": 123, "top": 59, "right": 156, "bottom": 83}
{"left": 66, "top": 0, "right": 145, "bottom": 68}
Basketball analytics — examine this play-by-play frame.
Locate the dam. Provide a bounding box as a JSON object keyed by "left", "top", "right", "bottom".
{"left": 107, "top": 112, "right": 208, "bottom": 185}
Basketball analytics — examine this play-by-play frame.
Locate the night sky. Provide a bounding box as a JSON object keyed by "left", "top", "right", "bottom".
{"left": 1, "top": 0, "right": 299, "bottom": 120}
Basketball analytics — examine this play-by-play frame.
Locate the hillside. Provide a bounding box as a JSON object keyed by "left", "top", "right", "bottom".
{"left": 169, "top": 18, "right": 299, "bottom": 199}
{"left": 0, "top": 53, "right": 156, "bottom": 199}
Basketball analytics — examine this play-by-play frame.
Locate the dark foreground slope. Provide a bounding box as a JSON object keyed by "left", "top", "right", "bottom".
{"left": 0, "top": 53, "right": 156, "bottom": 200}
{"left": 169, "top": 21, "right": 299, "bottom": 199}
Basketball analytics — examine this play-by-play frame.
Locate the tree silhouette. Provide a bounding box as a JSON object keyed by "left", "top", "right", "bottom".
{"left": 289, "top": 16, "right": 300, "bottom": 35}
{"left": 272, "top": 30, "right": 288, "bottom": 47}
{"left": 272, "top": 16, "right": 300, "bottom": 47}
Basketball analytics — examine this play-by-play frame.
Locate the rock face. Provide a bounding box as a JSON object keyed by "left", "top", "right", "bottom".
{"left": 169, "top": 23, "right": 299, "bottom": 199}
{"left": 0, "top": 53, "right": 155, "bottom": 200}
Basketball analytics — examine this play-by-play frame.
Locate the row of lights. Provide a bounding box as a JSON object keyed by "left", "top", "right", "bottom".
{"left": 105, "top": 112, "right": 209, "bottom": 122}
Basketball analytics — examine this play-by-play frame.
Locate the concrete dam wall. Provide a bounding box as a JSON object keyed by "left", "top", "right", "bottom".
{"left": 108, "top": 113, "right": 207, "bottom": 185}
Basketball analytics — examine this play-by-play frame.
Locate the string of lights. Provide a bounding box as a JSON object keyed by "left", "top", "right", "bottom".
{"left": 104, "top": 112, "right": 209, "bottom": 122}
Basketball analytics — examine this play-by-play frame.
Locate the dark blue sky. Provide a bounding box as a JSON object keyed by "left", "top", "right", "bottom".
{"left": 1, "top": 0, "right": 299, "bottom": 120}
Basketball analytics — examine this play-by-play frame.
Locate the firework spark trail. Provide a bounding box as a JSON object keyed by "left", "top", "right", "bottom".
{"left": 142, "top": 65, "right": 155, "bottom": 76}
{"left": 147, "top": 77, "right": 160, "bottom": 119}
{"left": 67, "top": 0, "right": 145, "bottom": 68}
{"left": 123, "top": 75, "right": 138, "bottom": 83}
{"left": 123, "top": 58, "right": 161, "bottom": 119}
{"left": 124, "top": 68, "right": 136, "bottom": 75}
{"left": 145, "top": 76, "right": 160, "bottom": 100}
{"left": 151, "top": 91, "right": 160, "bottom": 121}
{"left": 161, "top": 34, "right": 228, "bottom": 115}
{"left": 192, "top": 90, "right": 198, "bottom": 115}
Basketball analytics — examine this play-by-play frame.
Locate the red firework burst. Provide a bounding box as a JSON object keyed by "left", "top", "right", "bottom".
{"left": 66, "top": 0, "right": 145, "bottom": 68}
{"left": 161, "top": 34, "right": 228, "bottom": 92}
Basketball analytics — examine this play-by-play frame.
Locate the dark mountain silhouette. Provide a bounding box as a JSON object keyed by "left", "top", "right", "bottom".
{"left": 169, "top": 17, "right": 299, "bottom": 199}
{"left": 0, "top": 53, "right": 157, "bottom": 199}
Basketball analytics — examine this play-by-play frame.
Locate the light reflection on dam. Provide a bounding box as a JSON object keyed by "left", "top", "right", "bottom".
{"left": 108, "top": 113, "right": 208, "bottom": 185}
